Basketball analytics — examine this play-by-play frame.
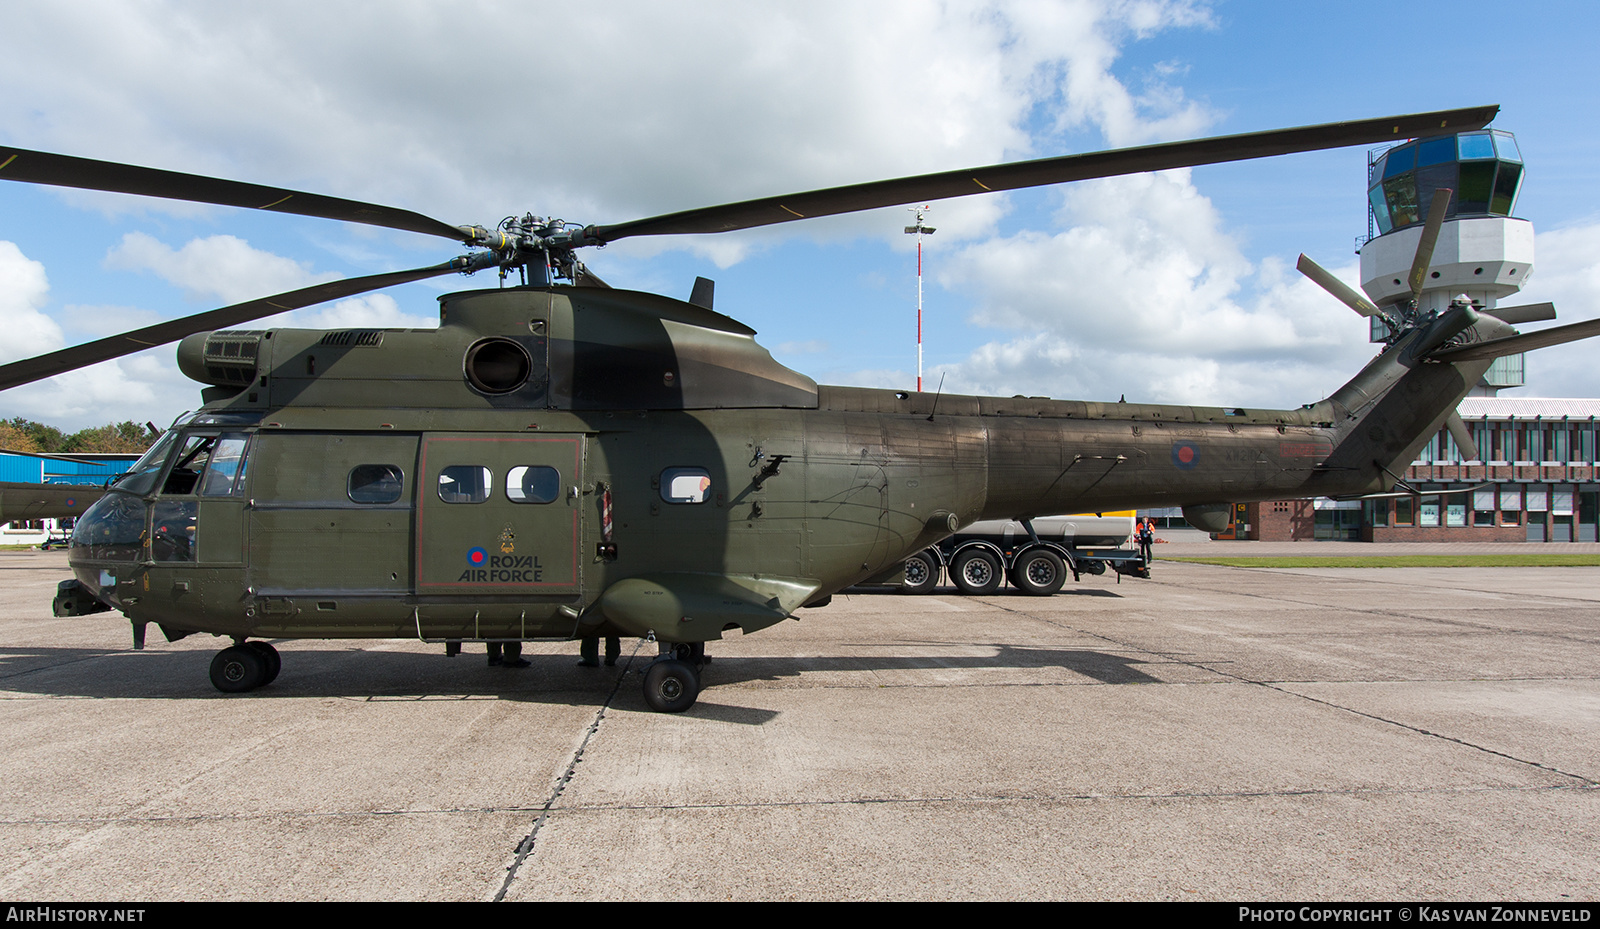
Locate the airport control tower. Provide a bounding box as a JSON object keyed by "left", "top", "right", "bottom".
{"left": 1359, "top": 129, "right": 1531, "bottom": 395}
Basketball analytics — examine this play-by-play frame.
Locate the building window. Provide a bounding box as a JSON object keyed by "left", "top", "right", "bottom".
{"left": 1500, "top": 486, "right": 1522, "bottom": 526}
{"left": 1473, "top": 488, "right": 1495, "bottom": 526}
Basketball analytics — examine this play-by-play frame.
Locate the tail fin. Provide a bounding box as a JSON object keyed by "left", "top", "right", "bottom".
{"left": 1311, "top": 318, "right": 1502, "bottom": 494}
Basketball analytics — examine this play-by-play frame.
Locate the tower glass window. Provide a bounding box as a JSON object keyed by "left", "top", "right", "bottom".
{"left": 1368, "top": 131, "right": 1523, "bottom": 233}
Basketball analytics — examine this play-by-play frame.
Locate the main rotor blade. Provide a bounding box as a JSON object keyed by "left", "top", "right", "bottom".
{"left": 589, "top": 106, "right": 1498, "bottom": 242}
{"left": 1407, "top": 188, "right": 1453, "bottom": 302}
{"left": 0, "top": 147, "right": 470, "bottom": 242}
{"left": 1296, "top": 253, "right": 1381, "bottom": 317}
{"left": 1431, "top": 317, "right": 1600, "bottom": 363}
{"left": 0, "top": 262, "right": 464, "bottom": 391}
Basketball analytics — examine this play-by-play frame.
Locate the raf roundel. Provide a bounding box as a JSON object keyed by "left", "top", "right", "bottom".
{"left": 467, "top": 547, "right": 488, "bottom": 566}
{"left": 1171, "top": 441, "right": 1200, "bottom": 470}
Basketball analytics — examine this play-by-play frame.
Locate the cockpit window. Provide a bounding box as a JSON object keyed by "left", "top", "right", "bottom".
{"left": 163, "top": 435, "right": 218, "bottom": 496}
{"left": 200, "top": 434, "right": 250, "bottom": 496}
{"left": 112, "top": 429, "right": 180, "bottom": 496}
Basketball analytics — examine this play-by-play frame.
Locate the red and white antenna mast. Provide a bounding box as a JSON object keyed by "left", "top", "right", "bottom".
{"left": 904, "top": 205, "right": 936, "bottom": 391}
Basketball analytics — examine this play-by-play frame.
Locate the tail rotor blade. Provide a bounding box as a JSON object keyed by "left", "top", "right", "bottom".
{"left": 1482, "top": 302, "right": 1557, "bottom": 325}
{"left": 1445, "top": 411, "right": 1480, "bottom": 462}
{"left": 1432, "top": 317, "right": 1600, "bottom": 362}
{"left": 1407, "top": 188, "right": 1453, "bottom": 302}
{"left": 1297, "top": 254, "right": 1381, "bottom": 317}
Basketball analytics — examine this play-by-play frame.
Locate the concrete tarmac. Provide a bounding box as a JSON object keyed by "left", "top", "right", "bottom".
{"left": 0, "top": 549, "right": 1595, "bottom": 901}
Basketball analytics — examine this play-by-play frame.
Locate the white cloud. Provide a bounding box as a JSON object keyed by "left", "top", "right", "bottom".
{"left": 284, "top": 293, "right": 434, "bottom": 331}
{"left": 1007, "top": 0, "right": 1217, "bottom": 147}
{"left": 0, "top": 242, "right": 63, "bottom": 364}
{"left": 0, "top": 243, "right": 198, "bottom": 428}
{"left": 931, "top": 169, "right": 1379, "bottom": 407}
{"left": 0, "top": 1, "right": 1239, "bottom": 427}
{"left": 104, "top": 232, "right": 337, "bottom": 305}
{"left": 0, "top": 3, "right": 1221, "bottom": 250}
{"left": 1499, "top": 219, "right": 1600, "bottom": 398}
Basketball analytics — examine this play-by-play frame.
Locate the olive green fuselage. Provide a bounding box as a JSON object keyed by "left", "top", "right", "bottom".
{"left": 67, "top": 284, "right": 1487, "bottom": 645}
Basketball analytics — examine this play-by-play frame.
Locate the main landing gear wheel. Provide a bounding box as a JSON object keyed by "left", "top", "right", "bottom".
{"left": 245, "top": 641, "right": 282, "bottom": 685}
{"left": 951, "top": 549, "right": 1003, "bottom": 595}
{"left": 1009, "top": 549, "right": 1066, "bottom": 596}
{"left": 210, "top": 645, "right": 268, "bottom": 693}
{"left": 643, "top": 658, "right": 699, "bottom": 713}
{"left": 899, "top": 550, "right": 940, "bottom": 595}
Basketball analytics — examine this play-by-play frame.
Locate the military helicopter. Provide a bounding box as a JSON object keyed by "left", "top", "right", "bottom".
{"left": 4, "top": 104, "right": 1597, "bottom": 712}
{"left": 0, "top": 482, "right": 104, "bottom": 525}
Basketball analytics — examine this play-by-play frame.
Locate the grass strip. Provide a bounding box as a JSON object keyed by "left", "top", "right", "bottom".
{"left": 1159, "top": 554, "right": 1600, "bottom": 568}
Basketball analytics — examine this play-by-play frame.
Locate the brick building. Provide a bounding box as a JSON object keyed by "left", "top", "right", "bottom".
{"left": 1181, "top": 397, "right": 1600, "bottom": 542}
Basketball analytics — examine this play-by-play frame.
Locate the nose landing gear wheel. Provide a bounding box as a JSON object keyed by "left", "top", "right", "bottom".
{"left": 245, "top": 641, "right": 282, "bottom": 685}
{"left": 643, "top": 658, "right": 699, "bottom": 713}
{"left": 210, "top": 645, "right": 268, "bottom": 693}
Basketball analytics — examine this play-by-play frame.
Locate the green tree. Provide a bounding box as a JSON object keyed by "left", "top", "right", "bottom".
{"left": 3, "top": 418, "right": 66, "bottom": 453}
{"left": 63, "top": 422, "right": 153, "bottom": 454}
{"left": 0, "top": 419, "right": 153, "bottom": 455}
{"left": 0, "top": 421, "right": 42, "bottom": 453}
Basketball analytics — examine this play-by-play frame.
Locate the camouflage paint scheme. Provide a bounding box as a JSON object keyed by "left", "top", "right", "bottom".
{"left": 66, "top": 284, "right": 1497, "bottom": 647}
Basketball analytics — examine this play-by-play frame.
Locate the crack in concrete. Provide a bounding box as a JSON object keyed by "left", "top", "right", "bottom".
{"left": 532, "top": 780, "right": 1599, "bottom": 814}
{"left": 490, "top": 641, "right": 642, "bottom": 902}
{"left": 989, "top": 599, "right": 1600, "bottom": 788}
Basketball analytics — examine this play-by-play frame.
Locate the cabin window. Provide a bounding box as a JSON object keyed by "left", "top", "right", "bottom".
{"left": 438, "top": 466, "right": 491, "bottom": 504}
{"left": 660, "top": 467, "right": 712, "bottom": 504}
{"left": 348, "top": 464, "right": 405, "bottom": 504}
{"left": 506, "top": 465, "right": 560, "bottom": 504}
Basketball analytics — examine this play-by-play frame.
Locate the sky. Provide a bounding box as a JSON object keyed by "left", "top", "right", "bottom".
{"left": 1, "top": 0, "right": 1598, "bottom": 431}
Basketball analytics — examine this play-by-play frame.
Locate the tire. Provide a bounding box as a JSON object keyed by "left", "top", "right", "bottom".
{"left": 1010, "top": 549, "right": 1066, "bottom": 596}
{"left": 900, "top": 550, "right": 940, "bottom": 595}
{"left": 643, "top": 658, "right": 699, "bottom": 713}
{"left": 210, "top": 645, "right": 267, "bottom": 693}
{"left": 246, "top": 641, "right": 281, "bottom": 685}
{"left": 951, "top": 548, "right": 1003, "bottom": 595}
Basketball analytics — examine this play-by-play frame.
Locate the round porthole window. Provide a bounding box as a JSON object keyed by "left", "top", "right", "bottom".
{"left": 464, "top": 339, "right": 531, "bottom": 394}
